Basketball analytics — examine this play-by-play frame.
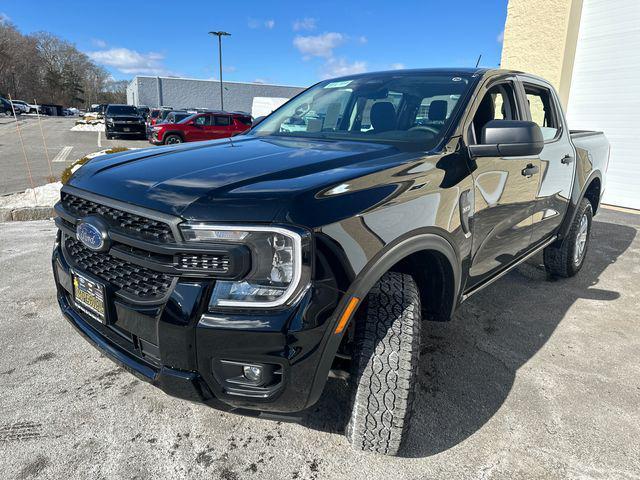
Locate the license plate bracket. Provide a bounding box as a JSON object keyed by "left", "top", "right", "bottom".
{"left": 73, "top": 271, "right": 107, "bottom": 323}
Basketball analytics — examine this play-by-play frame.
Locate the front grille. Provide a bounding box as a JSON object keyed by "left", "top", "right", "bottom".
{"left": 176, "top": 253, "right": 230, "bottom": 272}
{"left": 65, "top": 237, "right": 173, "bottom": 300}
{"left": 61, "top": 192, "right": 174, "bottom": 243}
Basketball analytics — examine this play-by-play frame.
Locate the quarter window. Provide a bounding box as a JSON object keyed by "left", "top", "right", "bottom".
{"left": 524, "top": 84, "right": 560, "bottom": 141}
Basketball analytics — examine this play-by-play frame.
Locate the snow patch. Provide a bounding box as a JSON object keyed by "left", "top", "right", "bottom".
{"left": 0, "top": 182, "right": 62, "bottom": 209}
{"left": 71, "top": 123, "right": 105, "bottom": 132}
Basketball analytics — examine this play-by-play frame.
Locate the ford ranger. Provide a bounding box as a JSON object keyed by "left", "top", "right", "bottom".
{"left": 52, "top": 68, "right": 609, "bottom": 456}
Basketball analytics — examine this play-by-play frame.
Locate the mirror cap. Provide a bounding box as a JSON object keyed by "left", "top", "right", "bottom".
{"left": 471, "top": 120, "right": 544, "bottom": 157}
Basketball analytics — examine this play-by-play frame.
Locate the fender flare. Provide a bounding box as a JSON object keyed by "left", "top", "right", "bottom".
{"left": 305, "top": 229, "right": 462, "bottom": 409}
{"left": 557, "top": 169, "right": 602, "bottom": 244}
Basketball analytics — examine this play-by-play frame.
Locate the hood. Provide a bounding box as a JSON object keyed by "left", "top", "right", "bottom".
{"left": 67, "top": 135, "right": 418, "bottom": 225}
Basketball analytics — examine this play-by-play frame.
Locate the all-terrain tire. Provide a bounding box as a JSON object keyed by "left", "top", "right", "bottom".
{"left": 544, "top": 198, "right": 593, "bottom": 277}
{"left": 346, "top": 271, "right": 421, "bottom": 456}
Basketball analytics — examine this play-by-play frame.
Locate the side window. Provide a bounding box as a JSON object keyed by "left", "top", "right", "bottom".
{"left": 214, "top": 115, "right": 231, "bottom": 126}
{"left": 471, "top": 83, "right": 518, "bottom": 143}
{"left": 524, "top": 84, "right": 560, "bottom": 141}
{"left": 194, "top": 115, "right": 209, "bottom": 126}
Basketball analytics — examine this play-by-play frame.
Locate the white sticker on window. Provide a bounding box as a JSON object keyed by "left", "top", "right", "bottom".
{"left": 324, "top": 80, "right": 353, "bottom": 89}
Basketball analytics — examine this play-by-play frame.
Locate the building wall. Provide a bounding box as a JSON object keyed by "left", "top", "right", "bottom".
{"left": 126, "top": 76, "right": 305, "bottom": 114}
{"left": 500, "top": 0, "right": 583, "bottom": 107}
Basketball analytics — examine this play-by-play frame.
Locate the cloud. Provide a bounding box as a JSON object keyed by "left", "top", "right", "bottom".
{"left": 358, "top": 36, "right": 368, "bottom": 44}
{"left": 248, "top": 18, "right": 275, "bottom": 29}
{"left": 496, "top": 30, "right": 504, "bottom": 42}
{"left": 87, "top": 48, "right": 175, "bottom": 76}
{"left": 390, "top": 63, "right": 405, "bottom": 70}
{"left": 253, "top": 78, "right": 267, "bottom": 84}
{"left": 293, "top": 32, "right": 346, "bottom": 59}
{"left": 223, "top": 65, "right": 237, "bottom": 73}
{"left": 91, "top": 38, "right": 107, "bottom": 48}
{"left": 321, "top": 57, "right": 367, "bottom": 79}
{"left": 293, "top": 17, "right": 317, "bottom": 31}
{"left": 0, "top": 12, "right": 10, "bottom": 24}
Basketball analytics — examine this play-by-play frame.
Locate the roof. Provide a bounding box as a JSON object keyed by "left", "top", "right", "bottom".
{"left": 128, "top": 75, "right": 304, "bottom": 89}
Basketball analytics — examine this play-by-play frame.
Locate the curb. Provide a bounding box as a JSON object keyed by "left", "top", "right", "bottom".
{"left": 0, "top": 207, "right": 55, "bottom": 222}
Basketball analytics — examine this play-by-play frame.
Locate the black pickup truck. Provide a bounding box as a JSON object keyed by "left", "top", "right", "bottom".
{"left": 52, "top": 68, "right": 609, "bottom": 456}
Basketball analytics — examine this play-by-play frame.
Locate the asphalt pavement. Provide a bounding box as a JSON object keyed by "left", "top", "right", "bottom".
{"left": 0, "top": 115, "right": 148, "bottom": 195}
{"left": 0, "top": 208, "right": 639, "bottom": 479}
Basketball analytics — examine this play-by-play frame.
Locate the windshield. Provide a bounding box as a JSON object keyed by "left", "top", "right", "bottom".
{"left": 178, "top": 114, "right": 196, "bottom": 124}
{"left": 250, "top": 72, "right": 474, "bottom": 149}
{"left": 106, "top": 105, "right": 138, "bottom": 116}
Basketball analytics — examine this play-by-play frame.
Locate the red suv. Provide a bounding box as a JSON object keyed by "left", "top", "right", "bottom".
{"left": 149, "top": 111, "right": 252, "bottom": 145}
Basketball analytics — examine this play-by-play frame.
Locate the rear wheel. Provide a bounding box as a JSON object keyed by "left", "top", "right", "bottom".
{"left": 105, "top": 132, "right": 113, "bottom": 140}
{"left": 544, "top": 198, "right": 593, "bottom": 277}
{"left": 164, "top": 134, "right": 183, "bottom": 145}
{"left": 346, "top": 271, "right": 421, "bottom": 456}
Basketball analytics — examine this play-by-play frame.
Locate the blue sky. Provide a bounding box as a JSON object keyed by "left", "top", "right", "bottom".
{"left": 2, "top": 0, "right": 508, "bottom": 86}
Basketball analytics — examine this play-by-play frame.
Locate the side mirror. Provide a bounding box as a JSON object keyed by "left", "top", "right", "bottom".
{"left": 252, "top": 116, "right": 266, "bottom": 127}
{"left": 469, "top": 120, "right": 544, "bottom": 157}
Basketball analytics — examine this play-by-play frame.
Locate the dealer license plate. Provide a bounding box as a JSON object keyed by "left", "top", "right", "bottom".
{"left": 73, "top": 272, "right": 106, "bottom": 323}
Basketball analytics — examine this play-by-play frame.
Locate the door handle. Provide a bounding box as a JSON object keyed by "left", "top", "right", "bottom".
{"left": 561, "top": 154, "right": 574, "bottom": 164}
{"left": 521, "top": 163, "right": 539, "bottom": 177}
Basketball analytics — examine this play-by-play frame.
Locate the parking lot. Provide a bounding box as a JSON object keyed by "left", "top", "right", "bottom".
{"left": 0, "top": 208, "right": 638, "bottom": 479}
{"left": 0, "top": 116, "right": 148, "bottom": 195}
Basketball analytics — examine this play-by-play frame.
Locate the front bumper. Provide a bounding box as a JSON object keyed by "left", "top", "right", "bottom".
{"left": 52, "top": 233, "right": 339, "bottom": 415}
{"left": 106, "top": 123, "right": 146, "bottom": 136}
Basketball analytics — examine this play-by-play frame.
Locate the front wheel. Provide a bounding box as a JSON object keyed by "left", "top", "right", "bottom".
{"left": 164, "top": 134, "right": 183, "bottom": 145}
{"left": 346, "top": 271, "right": 421, "bottom": 456}
{"left": 544, "top": 198, "right": 593, "bottom": 277}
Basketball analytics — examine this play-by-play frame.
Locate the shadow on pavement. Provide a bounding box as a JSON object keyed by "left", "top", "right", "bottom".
{"left": 301, "top": 218, "right": 637, "bottom": 457}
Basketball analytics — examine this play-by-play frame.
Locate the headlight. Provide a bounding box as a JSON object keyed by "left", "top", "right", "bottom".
{"left": 180, "top": 224, "right": 310, "bottom": 308}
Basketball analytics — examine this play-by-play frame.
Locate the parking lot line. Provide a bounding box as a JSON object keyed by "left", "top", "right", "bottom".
{"left": 97, "top": 131, "right": 101, "bottom": 148}
{"left": 52, "top": 146, "right": 73, "bottom": 163}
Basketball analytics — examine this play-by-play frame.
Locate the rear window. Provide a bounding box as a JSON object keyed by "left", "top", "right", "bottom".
{"left": 107, "top": 105, "right": 138, "bottom": 115}
{"left": 150, "top": 110, "right": 160, "bottom": 118}
{"left": 236, "top": 116, "right": 252, "bottom": 126}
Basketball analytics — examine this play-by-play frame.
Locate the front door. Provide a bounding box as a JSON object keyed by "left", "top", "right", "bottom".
{"left": 466, "top": 79, "right": 540, "bottom": 289}
{"left": 189, "top": 114, "right": 211, "bottom": 141}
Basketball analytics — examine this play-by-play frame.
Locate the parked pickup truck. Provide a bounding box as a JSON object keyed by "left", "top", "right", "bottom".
{"left": 52, "top": 68, "right": 609, "bottom": 456}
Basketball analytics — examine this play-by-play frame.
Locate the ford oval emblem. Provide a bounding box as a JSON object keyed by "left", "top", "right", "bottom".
{"left": 77, "top": 217, "right": 109, "bottom": 252}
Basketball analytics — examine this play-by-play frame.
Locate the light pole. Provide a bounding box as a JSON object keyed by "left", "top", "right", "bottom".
{"left": 208, "top": 31, "right": 231, "bottom": 111}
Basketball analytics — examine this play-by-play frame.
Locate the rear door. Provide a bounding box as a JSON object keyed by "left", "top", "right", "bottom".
{"left": 207, "top": 115, "right": 233, "bottom": 139}
{"left": 465, "top": 77, "right": 539, "bottom": 289}
{"left": 518, "top": 77, "right": 575, "bottom": 246}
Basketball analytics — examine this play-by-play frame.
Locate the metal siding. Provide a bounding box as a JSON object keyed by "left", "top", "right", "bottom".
{"left": 567, "top": 0, "right": 640, "bottom": 209}
{"left": 127, "top": 76, "right": 305, "bottom": 114}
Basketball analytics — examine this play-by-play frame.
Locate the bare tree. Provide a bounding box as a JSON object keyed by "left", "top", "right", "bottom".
{"left": 0, "top": 23, "right": 129, "bottom": 108}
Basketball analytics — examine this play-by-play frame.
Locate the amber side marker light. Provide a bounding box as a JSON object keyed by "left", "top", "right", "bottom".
{"left": 334, "top": 297, "right": 360, "bottom": 334}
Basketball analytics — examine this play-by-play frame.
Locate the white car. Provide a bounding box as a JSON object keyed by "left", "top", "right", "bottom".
{"left": 10, "top": 100, "right": 30, "bottom": 114}
{"left": 13, "top": 100, "right": 41, "bottom": 114}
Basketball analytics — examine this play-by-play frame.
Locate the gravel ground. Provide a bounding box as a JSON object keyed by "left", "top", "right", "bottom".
{"left": 0, "top": 208, "right": 639, "bottom": 480}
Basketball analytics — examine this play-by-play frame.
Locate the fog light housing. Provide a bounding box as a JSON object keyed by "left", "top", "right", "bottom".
{"left": 243, "top": 365, "right": 263, "bottom": 383}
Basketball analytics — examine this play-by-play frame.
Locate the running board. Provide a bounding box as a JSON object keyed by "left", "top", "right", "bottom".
{"left": 461, "top": 236, "right": 557, "bottom": 301}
